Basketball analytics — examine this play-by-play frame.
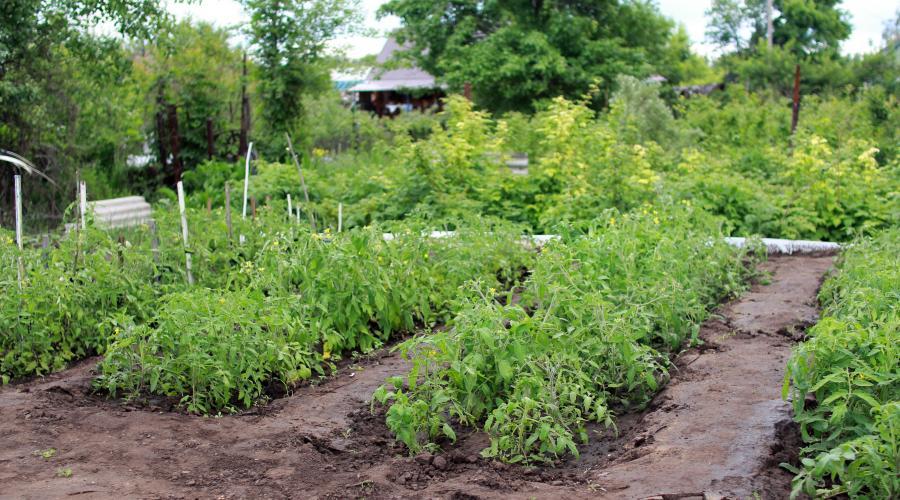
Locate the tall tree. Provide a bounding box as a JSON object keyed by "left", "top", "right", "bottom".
{"left": 706, "top": 0, "right": 850, "bottom": 56}
{"left": 0, "top": 0, "right": 169, "bottom": 226}
{"left": 136, "top": 20, "right": 245, "bottom": 184}
{"left": 241, "top": 0, "right": 362, "bottom": 147}
{"left": 378, "top": 0, "right": 676, "bottom": 113}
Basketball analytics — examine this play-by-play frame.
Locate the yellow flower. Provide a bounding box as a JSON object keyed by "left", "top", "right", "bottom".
{"left": 312, "top": 148, "right": 327, "bottom": 158}
{"left": 489, "top": 288, "right": 496, "bottom": 295}
{"left": 609, "top": 217, "right": 616, "bottom": 226}
{"left": 653, "top": 217, "right": 660, "bottom": 225}
{"left": 322, "top": 350, "right": 331, "bottom": 360}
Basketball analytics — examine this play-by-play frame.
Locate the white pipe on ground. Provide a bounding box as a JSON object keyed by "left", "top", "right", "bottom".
{"left": 380, "top": 232, "right": 840, "bottom": 255}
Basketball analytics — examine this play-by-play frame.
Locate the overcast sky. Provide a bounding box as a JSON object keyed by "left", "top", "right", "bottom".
{"left": 166, "top": 0, "right": 898, "bottom": 59}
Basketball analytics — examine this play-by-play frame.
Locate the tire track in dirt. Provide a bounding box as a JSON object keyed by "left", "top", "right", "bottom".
{"left": 0, "top": 254, "right": 833, "bottom": 499}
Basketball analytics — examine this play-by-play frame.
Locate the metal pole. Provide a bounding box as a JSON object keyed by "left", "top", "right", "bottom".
{"left": 177, "top": 181, "right": 194, "bottom": 285}
{"left": 14, "top": 175, "right": 24, "bottom": 287}
{"left": 79, "top": 181, "right": 87, "bottom": 230}
{"left": 241, "top": 142, "right": 252, "bottom": 244}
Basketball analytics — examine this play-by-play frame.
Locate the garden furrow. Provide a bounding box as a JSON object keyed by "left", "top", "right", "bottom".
{"left": 0, "top": 254, "right": 833, "bottom": 499}
{"left": 578, "top": 255, "right": 834, "bottom": 499}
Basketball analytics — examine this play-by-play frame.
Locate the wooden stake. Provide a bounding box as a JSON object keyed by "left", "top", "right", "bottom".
{"left": 286, "top": 194, "right": 292, "bottom": 221}
{"left": 285, "top": 133, "right": 316, "bottom": 232}
{"left": 251, "top": 196, "right": 257, "bottom": 219}
{"left": 790, "top": 64, "right": 801, "bottom": 136}
{"left": 176, "top": 181, "right": 193, "bottom": 285}
{"left": 225, "top": 183, "right": 233, "bottom": 240}
{"left": 206, "top": 117, "right": 215, "bottom": 160}
{"left": 338, "top": 202, "right": 342, "bottom": 232}
{"left": 206, "top": 197, "right": 212, "bottom": 214}
{"left": 41, "top": 234, "right": 50, "bottom": 269}
{"left": 148, "top": 220, "right": 160, "bottom": 267}
{"left": 14, "top": 175, "right": 24, "bottom": 287}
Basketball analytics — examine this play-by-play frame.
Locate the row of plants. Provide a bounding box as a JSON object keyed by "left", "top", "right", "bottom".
{"left": 783, "top": 229, "right": 899, "bottom": 498}
{"left": 373, "top": 205, "right": 760, "bottom": 463}
{"left": 0, "top": 227, "right": 158, "bottom": 383}
{"left": 94, "top": 215, "right": 534, "bottom": 413}
{"left": 0, "top": 202, "right": 531, "bottom": 397}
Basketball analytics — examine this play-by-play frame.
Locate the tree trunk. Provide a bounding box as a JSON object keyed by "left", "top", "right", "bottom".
{"left": 206, "top": 117, "right": 215, "bottom": 160}
{"left": 239, "top": 52, "right": 251, "bottom": 158}
{"left": 154, "top": 84, "right": 167, "bottom": 180}
{"left": 167, "top": 104, "right": 184, "bottom": 185}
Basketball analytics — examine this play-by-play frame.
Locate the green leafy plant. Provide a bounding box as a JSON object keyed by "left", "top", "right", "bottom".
{"left": 783, "top": 228, "right": 899, "bottom": 498}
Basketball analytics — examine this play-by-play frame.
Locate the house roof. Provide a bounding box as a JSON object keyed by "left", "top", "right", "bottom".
{"left": 349, "top": 38, "right": 440, "bottom": 92}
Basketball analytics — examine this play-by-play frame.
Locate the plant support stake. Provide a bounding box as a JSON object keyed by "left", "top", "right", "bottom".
{"left": 241, "top": 141, "right": 253, "bottom": 244}
{"left": 286, "top": 194, "right": 292, "bottom": 221}
{"left": 79, "top": 181, "right": 87, "bottom": 229}
{"left": 14, "top": 175, "right": 24, "bottom": 287}
{"left": 338, "top": 202, "right": 342, "bottom": 232}
{"left": 176, "top": 181, "right": 194, "bottom": 285}
{"left": 285, "top": 133, "right": 316, "bottom": 232}
{"left": 225, "top": 183, "right": 233, "bottom": 240}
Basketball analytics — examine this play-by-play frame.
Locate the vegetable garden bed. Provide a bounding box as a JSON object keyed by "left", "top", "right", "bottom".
{"left": 0, "top": 250, "right": 841, "bottom": 499}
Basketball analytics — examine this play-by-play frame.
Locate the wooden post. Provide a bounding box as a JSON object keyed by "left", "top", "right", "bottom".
{"left": 286, "top": 194, "right": 292, "bottom": 221}
{"left": 225, "top": 183, "right": 233, "bottom": 240}
{"left": 206, "top": 117, "right": 215, "bottom": 160}
{"left": 79, "top": 181, "right": 87, "bottom": 230}
{"left": 167, "top": 104, "right": 184, "bottom": 184}
{"left": 463, "top": 82, "right": 472, "bottom": 101}
{"left": 296, "top": 205, "right": 301, "bottom": 224}
{"left": 206, "top": 197, "right": 212, "bottom": 215}
{"left": 338, "top": 202, "right": 342, "bottom": 232}
{"left": 251, "top": 196, "right": 257, "bottom": 220}
{"left": 41, "top": 234, "right": 50, "bottom": 268}
{"left": 154, "top": 83, "right": 167, "bottom": 179}
{"left": 14, "top": 175, "right": 24, "bottom": 287}
{"left": 790, "top": 64, "right": 801, "bottom": 136}
{"left": 117, "top": 234, "right": 125, "bottom": 265}
{"left": 176, "top": 181, "right": 193, "bottom": 285}
{"left": 148, "top": 220, "right": 160, "bottom": 266}
{"left": 285, "top": 133, "right": 316, "bottom": 232}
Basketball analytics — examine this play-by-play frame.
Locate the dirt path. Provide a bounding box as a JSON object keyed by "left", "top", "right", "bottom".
{"left": 578, "top": 255, "right": 834, "bottom": 499}
{"left": 0, "top": 255, "right": 832, "bottom": 499}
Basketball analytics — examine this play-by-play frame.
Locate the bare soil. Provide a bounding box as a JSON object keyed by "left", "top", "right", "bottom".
{"left": 0, "top": 255, "right": 833, "bottom": 499}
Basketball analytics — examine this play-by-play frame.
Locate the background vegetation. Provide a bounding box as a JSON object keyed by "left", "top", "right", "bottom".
{"left": 1, "top": 0, "right": 898, "bottom": 496}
